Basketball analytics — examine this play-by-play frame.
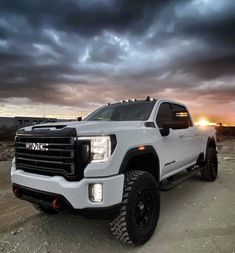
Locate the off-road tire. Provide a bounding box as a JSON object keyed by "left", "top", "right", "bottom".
{"left": 110, "top": 170, "right": 160, "bottom": 245}
{"left": 32, "top": 203, "right": 58, "bottom": 214}
{"left": 201, "top": 147, "right": 218, "bottom": 181}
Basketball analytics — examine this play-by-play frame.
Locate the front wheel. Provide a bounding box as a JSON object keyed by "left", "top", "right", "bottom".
{"left": 201, "top": 147, "right": 218, "bottom": 181}
{"left": 110, "top": 171, "right": 160, "bottom": 245}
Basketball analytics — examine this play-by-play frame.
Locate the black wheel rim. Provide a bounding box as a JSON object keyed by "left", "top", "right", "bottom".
{"left": 135, "top": 188, "right": 154, "bottom": 230}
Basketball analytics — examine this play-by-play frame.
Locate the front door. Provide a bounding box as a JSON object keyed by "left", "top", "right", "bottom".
{"left": 155, "top": 102, "right": 197, "bottom": 178}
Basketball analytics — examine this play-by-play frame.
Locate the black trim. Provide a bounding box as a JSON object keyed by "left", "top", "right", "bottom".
{"left": 12, "top": 184, "right": 121, "bottom": 219}
{"left": 81, "top": 204, "right": 121, "bottom": 219}
{"left": 110, "top": 134, "right": 117, "bottom": 154}
{"left": 12, "top": 183, "right": 73, "bottom": 210}
{"left": 144, "top": 122, "right": 156, "bottom": 128}
{"left": 32, "top": 125, "right": 67, "bottom": 130}
{"left": 119, "top": 145, "right": 160, "bottom": 181}
{"left": 159, "top": 166, "right": 201, "bottom": 191}
{"left": 16, "top": 127, "right": 77, "bottom": 137}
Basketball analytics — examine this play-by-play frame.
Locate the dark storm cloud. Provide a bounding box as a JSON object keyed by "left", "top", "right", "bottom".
{"left": 0, "top": 0, "right": 174, "bottom": 36}
{"left": 181, "top": 55, "right": 235, "bottom": 80}
{"left": 0, "top": 0, "right": 235, "bottom": 111}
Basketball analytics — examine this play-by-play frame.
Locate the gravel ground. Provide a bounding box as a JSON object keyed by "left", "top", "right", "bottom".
{"left": 0, "top": 139, "right": 234, "bottom": 253}
{"left": 0, "top": 142, "right": 14, "bottom": 161}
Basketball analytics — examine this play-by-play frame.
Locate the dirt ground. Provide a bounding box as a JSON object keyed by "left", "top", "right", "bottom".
{"left": 0, "top": 139, "right": 234, "bottom": 253}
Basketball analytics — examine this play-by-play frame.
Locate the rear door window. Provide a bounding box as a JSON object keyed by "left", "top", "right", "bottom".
{"left": 171, "top": 103, "right": 193, "bottom": 127}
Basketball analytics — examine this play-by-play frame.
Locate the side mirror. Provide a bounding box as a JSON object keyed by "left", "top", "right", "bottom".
{"left": 77, "top": 117, "right": 82, "bottom": 121}
{"left": 160, "top": 127, "right": 170, "bottom": 137}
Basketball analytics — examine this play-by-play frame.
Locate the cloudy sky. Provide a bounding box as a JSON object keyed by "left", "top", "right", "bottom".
{"left": 0, "top": 0, "right": 234, "bottom": 124}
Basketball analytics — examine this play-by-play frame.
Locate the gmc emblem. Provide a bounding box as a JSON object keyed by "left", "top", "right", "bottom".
{"left": 25, "top": 143, "right": 49, "bottom": 151}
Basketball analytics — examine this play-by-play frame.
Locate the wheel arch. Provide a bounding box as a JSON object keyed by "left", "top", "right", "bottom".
{"left": 119, "top": 145, "right": 160, "bottom": 183}
{"left": 197, "top": 136, "right": 217, "bottom": 166}
{"left": 207, "top": 136, "right": 217, "bottom": 150}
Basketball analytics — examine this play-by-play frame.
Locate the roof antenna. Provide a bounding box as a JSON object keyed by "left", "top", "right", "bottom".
{"left": 146, "top": 96, "right": 150, "bottom": 101}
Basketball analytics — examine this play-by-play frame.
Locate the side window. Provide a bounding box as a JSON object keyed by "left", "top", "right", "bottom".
{"left": 96, "top": 107, "right": 114, "bottom": 121}
{"left": 171, "top": 104, "right": 193, "bottom": 127}
{"left": 156, "top": 103, "right": 172, "bottom": 128}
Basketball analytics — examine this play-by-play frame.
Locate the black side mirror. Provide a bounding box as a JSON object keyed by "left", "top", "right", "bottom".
{"left": 160, "top": 127, "right": 170, "bottom": 136}
{"left": 77, "top": 117, "right": 82, "bottom": 121}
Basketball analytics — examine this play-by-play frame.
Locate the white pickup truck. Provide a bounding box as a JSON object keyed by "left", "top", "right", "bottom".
{"left": 11, "top": 98, "right": 218, "bottom": 245}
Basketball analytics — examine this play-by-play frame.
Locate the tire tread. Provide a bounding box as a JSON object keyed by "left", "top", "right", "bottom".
{"left": 201, "top": 147, "right": 218, "bottom": 181}
{"left": 110, "top": 170, "right": 153, "bottom": 245}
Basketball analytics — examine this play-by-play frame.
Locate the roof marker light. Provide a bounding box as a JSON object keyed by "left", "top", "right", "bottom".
{"left": 146, "top": 96, "right": 150, "bottom": 101}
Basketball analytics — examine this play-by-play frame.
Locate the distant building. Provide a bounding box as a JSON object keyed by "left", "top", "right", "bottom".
{"left": 0, "top": 117, "right": 15, "bottom": 128}
{"left": 0, "top": 116, "right": 74, "bottom": 129}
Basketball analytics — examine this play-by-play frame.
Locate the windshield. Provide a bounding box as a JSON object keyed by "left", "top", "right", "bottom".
{"left": 85, "top": 101, "right": 156, "bottom": 121}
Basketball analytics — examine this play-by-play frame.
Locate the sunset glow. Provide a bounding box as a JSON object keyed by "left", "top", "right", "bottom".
{"left": 0, "top": 1, "right": 234, "bottom": 125}
{"left": 195, "top": 118, "right": 216, "bottom": 127}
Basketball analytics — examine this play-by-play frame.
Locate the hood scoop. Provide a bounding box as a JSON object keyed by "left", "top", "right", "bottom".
{"left": 32, "top": 125, "right": 67, "bottom": 130}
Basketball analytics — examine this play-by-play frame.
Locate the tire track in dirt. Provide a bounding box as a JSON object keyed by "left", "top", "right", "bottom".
{"left": 0, "top": 190, "right": 39, "bottom": 232}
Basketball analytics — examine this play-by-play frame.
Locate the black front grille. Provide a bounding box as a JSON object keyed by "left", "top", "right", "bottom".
{"left": 15, "top": 128, "right": 90, "bottom": 181}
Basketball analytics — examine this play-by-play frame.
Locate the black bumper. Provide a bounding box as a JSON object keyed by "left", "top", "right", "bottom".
{"left": 12, "top": 184, "right": 121, "bottom": 219}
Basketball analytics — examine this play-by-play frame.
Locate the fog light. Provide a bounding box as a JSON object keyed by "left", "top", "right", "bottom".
{"left": 52, "top": 198, "right": 61, "bottom": 209}
{"left": 89, "top": 183, "right": 103, "bottom": 202}
{"left": 13, "top": 188, "right": 22, "bottom": 198}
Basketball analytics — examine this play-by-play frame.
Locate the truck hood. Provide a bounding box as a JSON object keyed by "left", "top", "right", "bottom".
{"left": 22, "top": 121, "right": 144, "bottom": 135}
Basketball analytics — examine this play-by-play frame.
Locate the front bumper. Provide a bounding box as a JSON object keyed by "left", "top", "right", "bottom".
{"left": 11, "top": 164, "right": 124, "bottom": 210}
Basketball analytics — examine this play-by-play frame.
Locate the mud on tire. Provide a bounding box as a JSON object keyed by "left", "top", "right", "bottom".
{"left": 110, "top": 170, "right": 160, "bottom": 245}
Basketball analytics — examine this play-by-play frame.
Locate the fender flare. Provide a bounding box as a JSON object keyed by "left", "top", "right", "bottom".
{"left": 207, "top": 136, "right": 217, "bottom": 150}
{"left": 119, "top": 145, "right": 160, "bottom": 182}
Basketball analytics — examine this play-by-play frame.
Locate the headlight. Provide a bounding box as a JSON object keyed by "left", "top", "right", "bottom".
{"left": 78, "top": 136, "right": 111, "bottom": 162}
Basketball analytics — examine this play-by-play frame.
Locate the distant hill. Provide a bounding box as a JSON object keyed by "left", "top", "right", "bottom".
{"left": 216, "top": 126, "right": 235, "bottom": 137}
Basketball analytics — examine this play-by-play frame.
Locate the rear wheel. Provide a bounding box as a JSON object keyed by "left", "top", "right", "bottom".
{"left": 110, "top": 170, "right": 160, "bottom": 245}
{"left": 201, "top": 147, "right": 218, "bottom": 181}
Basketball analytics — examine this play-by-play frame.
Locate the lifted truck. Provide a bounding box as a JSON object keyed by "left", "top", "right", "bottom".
{"left": 11, "top": 98, "right": 218, "bottom": 245}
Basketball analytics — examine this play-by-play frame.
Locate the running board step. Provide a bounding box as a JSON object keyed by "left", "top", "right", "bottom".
{"left": 159, "top": 167, "right": 201, "bottom": 192}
